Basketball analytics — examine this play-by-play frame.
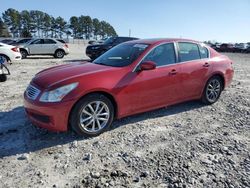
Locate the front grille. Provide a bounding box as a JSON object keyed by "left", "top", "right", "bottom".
{"left": 26, "top": 85, "right": 41, "bottom": 100}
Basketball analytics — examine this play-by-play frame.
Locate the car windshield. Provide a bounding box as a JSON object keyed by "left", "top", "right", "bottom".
{"left": 104, "top": 37, "right": 115, "bottom": 45}
{"left": 93, "top": 43, "right": 149, "bottom": 67}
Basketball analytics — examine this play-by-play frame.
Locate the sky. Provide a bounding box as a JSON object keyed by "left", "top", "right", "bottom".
{"left": 0, "top": 0, "right": 250, "bottom": 42}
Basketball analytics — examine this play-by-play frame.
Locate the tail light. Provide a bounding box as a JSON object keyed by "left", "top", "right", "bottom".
{"left": 64, "top": 44, "right": 68, "bottom": 48}
{"left": 11, "top": 47, "right": 20, "bottom": 52}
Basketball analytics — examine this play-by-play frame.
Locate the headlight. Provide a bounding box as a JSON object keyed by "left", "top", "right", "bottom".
{"left": 39, "top": 83, "right": 78, "bottom": 102}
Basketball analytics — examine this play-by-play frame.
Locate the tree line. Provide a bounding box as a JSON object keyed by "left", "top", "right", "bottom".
{"left": 0, "top": 8, "right": 117, "bottom": 39}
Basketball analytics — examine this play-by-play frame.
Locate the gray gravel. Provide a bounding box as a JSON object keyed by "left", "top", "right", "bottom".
{"left": 0, "top": 47, "right": 249, "bottom": 188}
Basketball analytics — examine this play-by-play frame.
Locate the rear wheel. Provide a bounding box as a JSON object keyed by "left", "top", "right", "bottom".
{"left": 70, "top": 94, "right": 114, "bottom": 136}
{"left": 20, "top": 49, "right": 28, "bottom": 59}
{"left": 202, "top": 76, "right": 223, "bottom": 104}
{"left": 54, "top": 50, "right": 65, "bottom": 58}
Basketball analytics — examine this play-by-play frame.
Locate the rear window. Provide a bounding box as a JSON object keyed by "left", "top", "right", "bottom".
{"left": 178, "top": 42, "right": 200, "bottom": 62}
{"left": 44, "top": 39, "right": 56, "bottom": 44}
{"left": 57, "top": 39, "right": 66, "bottom": 44}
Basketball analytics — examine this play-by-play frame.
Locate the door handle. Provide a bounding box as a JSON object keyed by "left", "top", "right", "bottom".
{"left": 169, "top": 69, "right": 177, "bottom": 75}
{"left": 203, "top": 62, "right": 210, "bottom": 67}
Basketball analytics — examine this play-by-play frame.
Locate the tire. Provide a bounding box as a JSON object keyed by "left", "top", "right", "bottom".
{"left": 202, "top": 76, "right": 223, "bottom": 105}
{"left": 0, "top": 74, "right": 7, "bottom": 82}
{"left": 20, "top": 49, "right": 28, "bottom": 59}
{"left": 70, "top": 94, "right": 114, "bottom": 136}
{"left": 54, "top": 50, "right": 65, "bottom": 58}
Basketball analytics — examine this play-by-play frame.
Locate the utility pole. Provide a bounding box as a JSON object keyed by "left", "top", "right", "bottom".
{"left": 129, "top": 29, "right": 131, "bottom": 37}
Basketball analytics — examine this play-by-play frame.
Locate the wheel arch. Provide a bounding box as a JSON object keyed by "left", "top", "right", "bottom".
{"left": 20, "top": 48, "right": 29, "bottom": 54}
{"left": 208, "top": 72, "right": 225, "bottom": 90}
{"left": 55, "top": 48, "right": 65, "bottom": 54}
{"left": 202, "top": 72, "right": 225, "bottom": 97}
{"left": 0, "top": 53, "right": 11, "bottom": 62}
{"left": 68, "top": 90, "right": 119, "bottom": 129}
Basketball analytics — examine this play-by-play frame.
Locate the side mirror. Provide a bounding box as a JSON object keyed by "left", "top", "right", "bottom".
{"left": 139, "top": 61, "right": 156, "bottom": 71}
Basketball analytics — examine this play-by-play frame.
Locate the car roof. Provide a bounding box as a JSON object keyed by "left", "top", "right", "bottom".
{"left": 126, "top": 38, "right": 200, "bottom": 45}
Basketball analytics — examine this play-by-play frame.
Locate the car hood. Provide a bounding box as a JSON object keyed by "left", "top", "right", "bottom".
{"left": 32, "top": 62, "right": 116, "bottom": 88}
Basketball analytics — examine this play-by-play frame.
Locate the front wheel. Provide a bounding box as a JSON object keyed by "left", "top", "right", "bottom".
{"left": 20, "top": 49, "right": 28, "bottom": 59}
{"left": 70, "top": 94, "right": 114, "bottom": 136}
{"left": 202, "top": 76, "right": 223, "bottom": 105}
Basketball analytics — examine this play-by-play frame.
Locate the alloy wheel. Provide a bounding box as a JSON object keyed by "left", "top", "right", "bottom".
{"left": 206, "top": 79, "right": 221, "bottom": 103}
{"left": 56, "top": 51, "right": 64, "bottom": 58}
{"left": 79, "top": 101, "right": 110, "bottom": 133}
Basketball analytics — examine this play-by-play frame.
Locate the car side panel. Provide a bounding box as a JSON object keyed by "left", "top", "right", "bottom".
{"left": 179, "top": 59, "right": 213, "bottom": 99}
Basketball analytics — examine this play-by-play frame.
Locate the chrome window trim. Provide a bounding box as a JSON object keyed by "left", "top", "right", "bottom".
{"left": 132, "top": 41, "right": 211, "bottom": 72}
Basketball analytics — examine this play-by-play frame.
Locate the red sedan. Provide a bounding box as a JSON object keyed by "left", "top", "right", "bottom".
{"left": 24, "top": 39, "right": 234, "bottom": 136}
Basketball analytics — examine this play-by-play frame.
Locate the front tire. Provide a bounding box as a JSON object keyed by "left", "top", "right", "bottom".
{"left": 70, "top": 94, "right": 114, "bottom": 136}
{"left": 20, "top": 49, "right": 28, "bottom": 59}
{"left": 202, "top": 76, "right": 223, "bottom": 105}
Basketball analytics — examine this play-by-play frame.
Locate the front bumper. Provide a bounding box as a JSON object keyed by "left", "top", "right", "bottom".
{"left": 86, "top": 49, "right": 101, "bottom": 59}
{"left": 225, "top": 68, "right": 234, "bottom": 88}
{"left": 23, "top": 95, "right": 75, "bottom": 132}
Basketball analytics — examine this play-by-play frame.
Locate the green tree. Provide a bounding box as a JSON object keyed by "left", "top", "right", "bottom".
{"left": 55, "top": 16, "right": 67, "bottom": 38}
{"left": 42, "top": 13, "right": 52, "bottom": 37}
{"left": 2, "top": 8, "right": 21, "bottom": 37}
{"left": 69, "top": 16, "right": 79, "bottom": 38}
{"left": 0, "top": 17, "right": 10, "bottom": 37}
{"left": 83, "top": 16, "right": 92, "bottom": 39}
{"left": 20, "top": 10, "right": 35, "bottom": 37}
{"left": 92, "top": 18, "right": 100, "bottom": 39}
{"left": 50, "top": 16, "right": 57, "bottom": 38}
{"left": 29, "top": 10, "right": 45, "bottom": 37}
{"left": 78, "top": 15, "right": 93, "bottom": 39}
{"left": 1, "top": 8, "right": 118, "bottom": 39}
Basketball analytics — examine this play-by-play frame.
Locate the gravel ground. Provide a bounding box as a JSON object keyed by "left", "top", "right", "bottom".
{"left": 0, "top": 45, "right": 249, "bottom": 188}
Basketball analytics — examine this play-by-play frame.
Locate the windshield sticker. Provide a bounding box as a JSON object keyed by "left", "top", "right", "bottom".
{"left": 108, "top": 57, "right": 122, "bottom": 60}
{"left": 133, "top": 44, "right": 148, "bottom": 49}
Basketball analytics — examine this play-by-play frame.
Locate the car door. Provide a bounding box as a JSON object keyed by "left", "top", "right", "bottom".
{"left": 177, "top": 42, "right": 212, "bottom": 99}
{"left": 29, "top": 39, "right": 44, "bottom": 54}
{"left": 120, "top": 43, "right": 183, "bottom": 114}
{"left": 42, "top": 39, "right": 57, "bottom": 54}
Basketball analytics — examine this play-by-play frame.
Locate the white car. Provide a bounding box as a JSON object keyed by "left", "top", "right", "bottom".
{"left": 0, "top": 42, "right": 22, "bottom": 62}
{"left": 20, "top": 38, "right": 70, "bottom": 59}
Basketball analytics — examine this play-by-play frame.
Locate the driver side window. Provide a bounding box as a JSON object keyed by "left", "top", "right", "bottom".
{"left": 31, "top": 39, "right": 43, "bottom": 45}
{"left": 143, "top": 43, "right": 176, "bottom": 67}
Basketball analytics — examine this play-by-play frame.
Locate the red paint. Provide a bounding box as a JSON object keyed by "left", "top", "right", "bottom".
{"left": 24, "top": 39, "right": 234, "bottom": 132}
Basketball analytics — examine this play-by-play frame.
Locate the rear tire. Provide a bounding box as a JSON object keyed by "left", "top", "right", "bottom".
{"left": 202, "top": 76, "right": 223, "bottom": 105}
{"left": 54, "top": 50, "right": 65, "bottom": 58}
{"left": 70, "top": 94, "right": 114, "bottom": 137}
{"left": 20, "top": 49, "right": 28, "bottom": 59}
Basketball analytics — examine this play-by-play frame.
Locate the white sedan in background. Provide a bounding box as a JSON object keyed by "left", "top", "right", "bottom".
{"left": 0, "top": 42, "right": 22, "bottom": 62}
